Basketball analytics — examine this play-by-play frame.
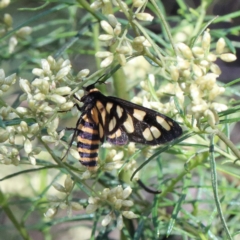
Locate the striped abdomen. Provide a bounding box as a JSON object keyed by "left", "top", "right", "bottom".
{"left": 77, "top": 115, "right": 100, "bottom": 169}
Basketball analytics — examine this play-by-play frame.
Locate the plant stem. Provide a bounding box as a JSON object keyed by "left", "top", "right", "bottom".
{"left": 0, "top": 191, "right": 32, "bottom": 240}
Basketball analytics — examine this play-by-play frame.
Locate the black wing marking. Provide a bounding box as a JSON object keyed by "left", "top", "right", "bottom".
{"left": 107, "top": 96, "right": 182, "bottom": 145}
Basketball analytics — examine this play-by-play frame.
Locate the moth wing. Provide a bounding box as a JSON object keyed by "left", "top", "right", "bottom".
{"left": 106, "top": 126, "right": 128, "bottom": 145}
{"left": 107, "top": 96, "right": 182, "bottom": 145}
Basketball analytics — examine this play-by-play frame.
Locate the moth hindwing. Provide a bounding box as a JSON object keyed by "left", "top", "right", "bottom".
{"left": 75, "top": 86, "right": 182, "bottom": 170}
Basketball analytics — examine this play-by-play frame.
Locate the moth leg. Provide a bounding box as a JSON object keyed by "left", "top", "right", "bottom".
{"left": 61, "top": 113, "right": 84, "bottom": 161}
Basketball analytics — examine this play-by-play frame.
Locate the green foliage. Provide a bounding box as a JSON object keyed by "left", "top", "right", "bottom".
{"left": 0, "top": 1, "right": 240, "bottom": 239}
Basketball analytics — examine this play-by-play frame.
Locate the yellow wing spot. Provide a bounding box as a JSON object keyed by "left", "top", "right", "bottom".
{"left": 108, "top": 129, "right": 121, "bottom": 139}
{"left": 123, "top": 114, "right": 134, "bottom": 133}
{"left": 150, "top": 126, "right": 161, "bottom": 139}
{"left": 109, "top": 117, "right": 116, "bottom": 132}
{"left": 156, "top": 116, "right": 171, "bottom": 131}
{"left": 99, "top": 123, "right": 104, "bottom": 139}
{"left": 168, "top": 121, "right": 173, "bottom": 127}
{"left": 133, "top": 109, "right": 146, "bottom": 121}
{"left": 96, "top": 101, "right": 105, "bottom": 112}
{"left": 91, "top": 107, "right": 99, "bottom": 123}
{"left": 143, "top": 128, "right": 153, "bottom": 141}
{"left": 116, "top": 105, "right": 123, "bottom": 118}
{"left": 106, "top": 102, "right": 113, "bottom": 114}
{"left": 101, "top": 109, "right": 106, "bottom": 126}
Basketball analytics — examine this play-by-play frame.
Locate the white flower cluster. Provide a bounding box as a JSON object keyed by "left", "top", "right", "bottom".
{"left": 131, "top": 30, "right": 236, "bottom": 128}
{"left": 92, "top": 1, "right": 153, "bottom": 68}
{"left": 0, "top": 56, "right": 90, "bottom": 165}
{"left": 0, "top": 13, "right": 32, "bottom": 53}
{"left": 173, "top": 31, "right": 235, "bottom": 127}
{"left": 86, "top": 185, "right": 138, "bottom": 229}
{"left": 44, "top": 175, "right": 83, "bottom": 218}
{"left": 0, "top": 69, "right": 16, "bottom": 96}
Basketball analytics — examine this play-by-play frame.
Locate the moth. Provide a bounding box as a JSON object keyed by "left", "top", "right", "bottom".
{"left": 73, "top": 83, "right": 182, "bottom": 170}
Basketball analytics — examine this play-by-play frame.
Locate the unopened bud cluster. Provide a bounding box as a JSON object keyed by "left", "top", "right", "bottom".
{"left": 0, "top": 55, "right": 89, "bottom": 166}
{"left": 93, "top": 1, "right": 152, "bottom": 68}
{"left": 131, "top": 30, "right": 236, "bottom": 128}
{"left": 86, "top": 185, "right": 138, "bottom": 229}
{"left": 45, "top": 175, "right": 83, "bottom": 218}
{"left": 171, "top": 30, "right": 235, "bottom": 127}
{"left": 0, "top": 69, "right": 16, "bottom": 95}
{"left": 0, "top": 13, "right": 32, "bottom": 53}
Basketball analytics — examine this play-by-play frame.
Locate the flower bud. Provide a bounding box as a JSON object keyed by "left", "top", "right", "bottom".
{"left": 4, "top": 73, "right": 16, "bottom": 85}
{"left": 54, "top": 86, "right": 71, "bottom": 95}
{"left": 192, "top": 46, "right": 204, "bottom": 58}
{"left": 16, "top": 26, "right": 32, "bottom": 38}
{"left": 32, "top": 68, "right": 44, "bottom": 77}
{"left": 122, "top": 200, "right": 134, "bottom": 207}
{"left": 100, "top": 55, "right": 114, "bottom": 68}
{"left": 0, "top": 69, "right": 5, "bottom": 84}
{"left": 102, "top": 214, "right": 112, "bottom": 226}
{"left": 192, "top": 64, "right": 202, "bottom": 77}
{"left": 113, "top": 151, "right": 124, "bottom": 161}
{"left": 95, "top": 51, "right": 112, "bottom": 58}
{"left": 114, "top": 199, "right": 122, "bottom": 209}
{"left": 220, "top": 53, "right": 237, "bottom": 62}
{"left": 100, "top": 20, "right": 114, "bottom": 35}
{"left": 41, "top": 136, "right": 56, "bottom": 143}
{"left": 117, "top": 54, "right": 126, "bottom": 66}
{"left": 0, "top": 128, "right": 9, "bottom": 143}
{"left": 210, "top": 63, "right": 221, "bottom": 75}
{"left": 122, "top": 186, "right": 132, "bottom": 199}
{"left": 86, "top": 204, "right": 98, "bottom": 213}
{"left": 133, "top": 0, "right": 145, "bottom": 8}
{"left": 108, "top": 14, "right": 118, "bottom": 27}
{"left": 4, "top": 13, "right": 12, "bottom": 27}
{"left": 98, "top": 34, "right": 114, "bottom": 41}
{"left": 20, "top": 121, "right": 28, "bottom": 133}
{"left": 34, "top": 93, "right": 46, "bottom": 101}
{"left": 19, "top": 78, "right": 31, "bottom": 94}
{"left": 9, "top": 36, "right": 17, "bottom": 53}
{"left": 216, "top": 37, "right": 225, "bottom": 54}
{"left": 48, "top": 94, "right": 66, "bottom": 104}
{"left": 55, "top": 66, "right": 71, "bottom": 80}
{"left": 117, "top": 215, "right": 124, "bottom": 230}
{"left": 122, "top": 211, "right": 139, "bottom": 219}
{"left": 135, "top": 13, "right": 154, "bottom": 21}
{"left": 29, "top": 155, "right": 36, "bottom": 165}
{"left": 44, "top": 208, "right": 57, "bottom": 218}
{"left": 81, "top": 170, "right": 91, "bottom": 180}
{"left": 114, "top": 23, "right": 121, "bottom": 36}
{"left": 53, "top": 182, "right": 66, "bottom": 192}
{"left": 102, "top": 188, "right": 110, "bottom": 199}
{"left": 0, "top": 0, "right": 10, "bottom": 8}
{"left": 64, "top": 175, "right": 73, "bottom": 192}
{"left": 69, "top": 148, "right": 79, "bottom": 160}
{"left": 176, "top": 42, "right": 193, "bottom": 59}
{"left": 71, "top": 202, "right": 83, "bottom": 210}
{"left": 24, "top": 139, "right": 32, "bottom": 154}
{"left": 202, "top": 30, "right": 211, "bottom": 51}
{"left": 1, "top": 84, "right": 9, "bottom": 92}
{"left": 77, "top": 69, "right": 90, "bottom": 78}
{"left": 59, "top": 101, "right": 74, "bottom": 111}
{"left": 90, "top": 1, "right": 103, "bottom": 10}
